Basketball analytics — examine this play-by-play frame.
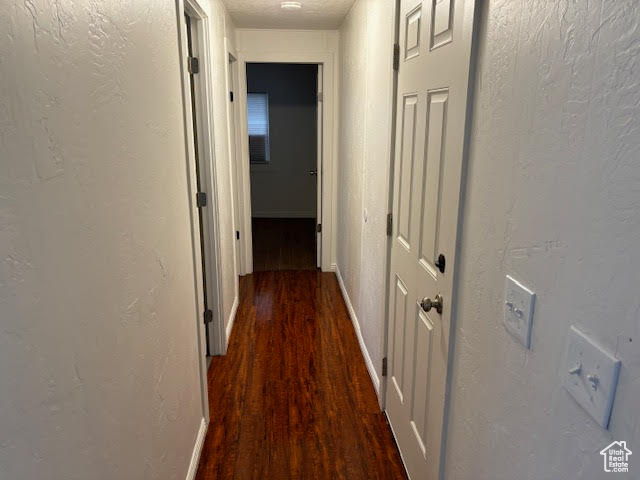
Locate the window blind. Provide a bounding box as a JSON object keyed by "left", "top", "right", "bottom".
{"left": 247, "top": 93, "right": 270, "bottom": 163}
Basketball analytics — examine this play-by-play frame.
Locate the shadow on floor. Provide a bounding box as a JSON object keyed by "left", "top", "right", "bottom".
{"left": 252, "top": 218, "right": 317, "bottom": 272}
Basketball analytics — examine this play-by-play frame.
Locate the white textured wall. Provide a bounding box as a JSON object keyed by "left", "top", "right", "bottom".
{"left": 236, "top": 29, "right": 339, "bottom": 54}
{"left": 337, "top": 0, "right": 395, "bottom": 389}
{"left": 444, "top": 1, "right": 640, "bottom": 478}
{"left": 0, "top": 1, "right": 212, "bottom": 478}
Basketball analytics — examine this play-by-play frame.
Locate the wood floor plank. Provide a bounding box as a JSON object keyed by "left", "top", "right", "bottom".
{"left": 252, "top": 218, "right": 317, "bottom": 271}
{"left": 195, "top": 271, "right": 407, "bottom": 480}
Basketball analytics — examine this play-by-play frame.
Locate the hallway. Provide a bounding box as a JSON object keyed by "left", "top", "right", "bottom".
{"left": 196, "top": 271, "right": 406, "bottom": 479}
{"left": 3, "top": 0, "right": 640, "bottom": 478}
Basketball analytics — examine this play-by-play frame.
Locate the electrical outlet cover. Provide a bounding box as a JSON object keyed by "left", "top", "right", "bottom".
{"left": 562, "top": 326, "right": 621, "bottom": 429}
{"left": 504, "top": 275, "right": 536, "bottom": 348}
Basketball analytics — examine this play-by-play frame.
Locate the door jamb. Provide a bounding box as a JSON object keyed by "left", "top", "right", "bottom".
{"left": 380, "top": 0, "right": 402, "bottom": 412}
{"left": 235, "top": 52, "right": 336, "bottom": 272}
{"left": 225, "top": 41, "right": 247, "bottom": 276}
{"left": 316, "top": 64, "right": 324, "bottom": 269}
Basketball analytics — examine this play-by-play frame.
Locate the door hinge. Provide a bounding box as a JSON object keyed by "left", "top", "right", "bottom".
{"left": 204, "top": 309, "right": 213, "bottom": 325}
{"left": 382, "top": 357, "right": 388, "bottom": 377}
{"left": 196, "top": 191, "right": 207, "bottom": 207}
{"left": 230, "top": 91, "right": 234, "bottom": 102}
{"left": 236, "top": 230, "right": 240, "bottom": 240}
{"left": 386, "top": 213, "right": 393, "bottom": 236}
{"left": 188, "top": 56, "right": 200, "bottom": 74}
{"left": 316, "top": 223, "right": 322, "bottom": 233}
{"left": 393, "top": 43, "right": 400, "bottom": 71}
{"left": 317, "top": 92, "right": 323, "bottom": 102}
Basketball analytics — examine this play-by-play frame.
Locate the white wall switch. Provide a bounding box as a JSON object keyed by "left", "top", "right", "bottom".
{"left": 562, "top": 326, "right": 621, "bottom": 429}
{"left": 504, "top": 275, "right": 536, "bottom": 348}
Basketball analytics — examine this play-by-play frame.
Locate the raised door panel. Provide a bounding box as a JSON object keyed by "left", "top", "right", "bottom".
{"left": 397, "top": 95, "right": 418, "bottom": 251}
{"left": 391, "top": 276, "right": 410, "bottom": 403}
{"left": 418, "top": 90, "right": 448, "bottom": 277}
{"left": 409, "top": 308, "right": 434, "bottom": 458}
{"left": 405, "top": 4, "right": 422, "bottom": 60}
{"left": 431, "top": 0, "right": 454, "bottom": 49}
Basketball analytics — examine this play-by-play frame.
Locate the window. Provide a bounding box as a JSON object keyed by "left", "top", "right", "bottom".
{"left": 247, "top": 93, "right": 270, "bottom": 163}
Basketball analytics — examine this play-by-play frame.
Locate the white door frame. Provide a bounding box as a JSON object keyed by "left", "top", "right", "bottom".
{"left": 225, "top": 41, "right": 248, "bottom": 276}
{"left": 380, "top": 0, "right": 402, "bottom": 412}
{"left": 235, "top": 52, "right": 336, "bottom": 272}
{"left": 316, "top": 64, "right": 323, "bottom": 269}
{"left": 176, "top": 0, "right": 226, "bottom": 421}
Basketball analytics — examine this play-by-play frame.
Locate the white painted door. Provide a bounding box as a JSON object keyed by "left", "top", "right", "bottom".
{"left": 385, "top": 0, "right": 477, "bottom": 478}
{"left": 316, "top": 64, "right": 323, "bottom": 268}
{"left": 184, "top": 13, "right": 214, "bottom": 356}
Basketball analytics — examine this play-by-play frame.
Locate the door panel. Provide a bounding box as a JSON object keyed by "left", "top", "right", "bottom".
{"left": 419, "top": 89, "right": 448, "bottom": 276}
{"left": 410, "top": 307, "right": 434, "bottom": 458}
{"left": 405, "top": 4, "right": 422, "bottom": 59}
{"left": 398, "top": 95, "right": 418, "bottom": 250}
{"left": 391, "top": 275, "right": 409, "bottom": 401}
{"left": 385, "top": 0, "right": 477, "bottom": 478}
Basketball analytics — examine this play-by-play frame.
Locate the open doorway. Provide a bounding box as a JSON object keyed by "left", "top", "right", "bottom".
{"left": 245, "top": 63, "right": 321, "bottom": 271}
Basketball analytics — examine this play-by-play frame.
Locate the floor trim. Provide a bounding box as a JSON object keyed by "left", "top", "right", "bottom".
{"left": 334, "top": 266, "right": 381, "bottom": 397}
{"left": 225, "top": 295, "right": 239, "bottom": 351}
{"left": 185, "top": 417, "right": 208, "bottom": 480}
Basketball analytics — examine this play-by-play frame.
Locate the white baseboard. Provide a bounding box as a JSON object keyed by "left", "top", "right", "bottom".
{"left": 334, "top": 266, "right": 381, "bottom": 396}
{"left": 185, "top": 417, "right": 208, "bottom": 480}
{"left": 225, "top": 295, "right": 239, "bottom": 351}
{"left": 326, "top": 263, "right": 337, "bottom": 272}
{"left": 252, "top": 211, "right": 315, "bottom": 218}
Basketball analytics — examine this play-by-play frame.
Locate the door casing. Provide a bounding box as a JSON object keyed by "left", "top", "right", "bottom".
{"left": 316, "top": 64, "right": 324, "bottom": 268}
{"left": 235, "top": 52, "right": 336, "bottom": 273}
{"left": 226, "top": 43, "right": 247, "bottom": 276}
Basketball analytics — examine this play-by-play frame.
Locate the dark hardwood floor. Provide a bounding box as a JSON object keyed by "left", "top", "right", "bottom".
{"left": 252, "top": 218, "right": 317, "bottom": 271}
{"left": 195, "top": 271, "right": 407, "bottom": 480}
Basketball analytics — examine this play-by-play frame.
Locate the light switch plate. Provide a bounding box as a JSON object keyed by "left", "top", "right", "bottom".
{"left": 504, "top": 275, "right": 536, "bottom": 348}
{"left": 562, "top": 326, "right": 621, "bottom": 429}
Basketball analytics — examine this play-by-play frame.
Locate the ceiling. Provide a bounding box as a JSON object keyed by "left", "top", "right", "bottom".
{"left": 222, "top": 0, "right": 357, "bottom": 30}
